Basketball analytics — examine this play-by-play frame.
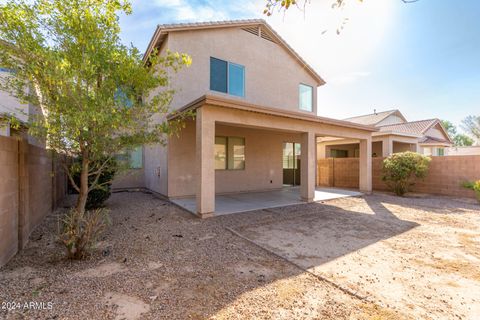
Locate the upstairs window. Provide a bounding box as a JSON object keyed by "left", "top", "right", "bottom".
{"left": 210, "top": 57, "right": 245, "bottom": 97}
{"left": 299, "top": 83, "right": 313, "bottom": 112}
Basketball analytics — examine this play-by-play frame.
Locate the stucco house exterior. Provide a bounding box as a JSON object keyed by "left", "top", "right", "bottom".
{"left": 0, "top": 68, "right": 45, "bottom": 146}
{"left": 317, "top": 109, "right": 453, "bottom": 159}
{"left": 138, "top": 19, "right": 377, "bottom": 217}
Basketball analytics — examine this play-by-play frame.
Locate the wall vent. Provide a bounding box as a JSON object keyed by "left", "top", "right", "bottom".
{"left": 260, "top": 28, "right": 277, "bottom": 44}
{"left": 241, "top": 26, "right": 259, "bottom": 36}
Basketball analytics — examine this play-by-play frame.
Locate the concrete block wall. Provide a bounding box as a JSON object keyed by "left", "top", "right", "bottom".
{"left": 0, "top": 136, "right": 67, "bottom": 267}
{"left": 319, "top": 156, "right": 480, "bottom": 199}
{"left": 0, "top": 136, "right": 19, "bottom": 267}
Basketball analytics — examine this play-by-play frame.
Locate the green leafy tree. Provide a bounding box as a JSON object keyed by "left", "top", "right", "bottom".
{"left": 382, "top": 151, "right": 431, "bottom": 196}
{"left": 263, "top": 0, "right": 419, "bottom": 16}
{"left": 454, "top": 134, "right": 474, "bottom": 147}
{"left": 441, "top": 120, "right": 474, "bottom": 146}
{"left": 0, "top": 0, "right": 191, "bottom": 215}
{"left": 462, "top": 115, "right": 480, "bottom": 144}
{"left": 441, "top": 120, "right": 457, "bottom": 137}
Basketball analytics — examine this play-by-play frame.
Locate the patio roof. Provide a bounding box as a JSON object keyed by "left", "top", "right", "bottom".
{"left": 168, "top": 94, "right": 379, "bottom": 133}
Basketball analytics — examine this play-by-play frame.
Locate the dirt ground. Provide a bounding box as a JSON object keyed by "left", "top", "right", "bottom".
{"left": 0, "top": 191, "right": 478, "bottom": 319}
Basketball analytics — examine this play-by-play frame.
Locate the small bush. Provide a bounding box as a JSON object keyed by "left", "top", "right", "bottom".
{"left": 58, "top": 208, "right": 111, "bottom": 259}
{"left": 72, "top": 157, "right": 117, "bottom": 209}
{"left": 382, "top": 152, "right": 431, "bottom": 196}
{"left": 463, "top": 180, "right": 480, "bottom": 203}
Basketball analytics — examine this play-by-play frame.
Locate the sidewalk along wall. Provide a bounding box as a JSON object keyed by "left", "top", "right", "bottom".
{"left": 0, "top": 136, "right": 67, "bottom": 267}
{"left": 318, "top": 156, "right": 480, "bottom": 199}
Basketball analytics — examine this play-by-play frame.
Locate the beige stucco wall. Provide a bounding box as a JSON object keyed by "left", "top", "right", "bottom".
{"left": 167, "top": 118, "right": 302, "bottom": 198}
{"left": 0, "top": 71, "right": 29, "bottom": 124}
{"left": 144, "top": 143, "right": 168, "bottom": 195}
{"left": 165, "top": 27, "right": 318, "bottom": 114}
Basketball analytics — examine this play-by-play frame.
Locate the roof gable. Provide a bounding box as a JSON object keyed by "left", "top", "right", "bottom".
{"left": 143, "top": 19, "right": 325, "bottom": 85}
{"left": 345, "top": 109, "right": 407, "bottom": 126}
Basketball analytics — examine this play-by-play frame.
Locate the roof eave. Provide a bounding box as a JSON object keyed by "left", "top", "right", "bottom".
{"left": 168, "top": 94, "right": 378, "bottom": 132}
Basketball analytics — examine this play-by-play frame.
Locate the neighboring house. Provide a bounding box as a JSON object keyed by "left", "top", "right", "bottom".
{"left": 140, "top": 19, "right": 377, "bottom": 217}
{"left": 0, "top": 68, "right": 43, "bottom": 146}
{"left": 318, "top": 109, "right": 453, "bottom": 159}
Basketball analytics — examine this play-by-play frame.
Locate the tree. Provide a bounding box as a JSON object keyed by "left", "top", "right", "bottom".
{"left": 382, "top": 151, "right": 431, "bottom": 196}
{"left": 0, "top": 0, "right": 191, "bottom": 215}
{"left": 441, "top": 120, "right": 474, "bottom": 147}
{"left": 441, "top": 120, "right": 457, "bottom": 138}
{"left": 263, "top": 0, "right": 419, "bottom": 16}
{"left": 454, "top": 134, "right": 474, "bottom": 147}
{"left": 462, "top": 115, "right": 480, "bottom": 144}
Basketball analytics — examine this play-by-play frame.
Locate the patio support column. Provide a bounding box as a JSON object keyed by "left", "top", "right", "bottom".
{"left": 301, "top": 131, "right": 316, "bottom": 202}
{"left": 195, "top": 107, "right": 215, "bottom": 218}
{"left": 382, "top": 137, "right": 393, "bottom": 157}
{"left": 359, "top": 137, "right": 372, "bottom": 193}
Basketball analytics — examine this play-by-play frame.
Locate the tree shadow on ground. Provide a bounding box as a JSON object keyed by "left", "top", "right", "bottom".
{"left": 1, "top": 191, "right": 422, "bottom": 319}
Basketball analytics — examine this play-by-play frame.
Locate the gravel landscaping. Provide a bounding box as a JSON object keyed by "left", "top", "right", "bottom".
{"left": 0, "top": 191, "right": 478, "bottom": 319}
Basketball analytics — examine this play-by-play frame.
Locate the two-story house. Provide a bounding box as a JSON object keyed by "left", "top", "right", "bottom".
{"left": 141, "top": 19, "right": 377, "bottom": 217}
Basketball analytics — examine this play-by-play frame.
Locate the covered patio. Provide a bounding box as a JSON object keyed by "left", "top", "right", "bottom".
{"left": 168, "top": 95, "right": 376, "bottom": 218}
{"left": 172, "top": 187, "right": 363, "bottom": 216}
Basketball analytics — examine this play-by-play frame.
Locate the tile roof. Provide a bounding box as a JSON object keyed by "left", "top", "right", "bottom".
{"left": 143, "top": 19, "right": 325, "bottom": 85}
{"left": 344, "top": 110, "right": 400, "bottom": 126}
{"left": 379, "top": 119, "right": 438, "bottom": 135}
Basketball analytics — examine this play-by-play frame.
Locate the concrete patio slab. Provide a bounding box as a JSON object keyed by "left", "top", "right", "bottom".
{"left": 171, "top": 187, "right": 362, "bottom": 215}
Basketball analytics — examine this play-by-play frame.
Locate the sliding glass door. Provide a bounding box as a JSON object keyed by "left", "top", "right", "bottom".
{"left": 282, "top": 142, "right": 301, "bottom": 186}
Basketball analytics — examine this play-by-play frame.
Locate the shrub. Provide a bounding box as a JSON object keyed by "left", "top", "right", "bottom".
{"left": 463, "top": 180, "right": 480, "bottom": 203}
{"left": 58, "top": 208, "right": 111, "bottom": 260}
{"left": 72, "top": 157, "right": 117, "bottom": 209}
{"left": 382, "top": 152, "right": 431, "bottom": 196}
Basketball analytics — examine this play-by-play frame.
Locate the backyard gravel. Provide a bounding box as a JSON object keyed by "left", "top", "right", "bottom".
{"left": 0, "top": 190, "right": 477, "bottom": 319}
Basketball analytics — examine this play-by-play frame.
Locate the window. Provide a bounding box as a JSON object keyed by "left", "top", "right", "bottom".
{"left": 210, "top": 57, "right": 245, "bottom": 97}
{"left": 437, "top": 148, "right": 445, "bottom": 156}
{"left": 215, "top": 137, "right": 227, "bottom": 170}
{"left": 115, "top": 146, "right": 143, "bottom": 169}
{"left": 299, "top": 84, "right": 313, "bottom": 112}
{"left": 114, "top": 87, "right": 133, "bottom": 108}
{"left": 423, "top": 147, "right": 432, "bottom": 156}
{"left": 215, "top": 136, "right": 245, "bottom": 170}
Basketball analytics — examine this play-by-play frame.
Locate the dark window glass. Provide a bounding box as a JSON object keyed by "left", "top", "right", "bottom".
{"left": 210, "top": 57, "right": 228, "bottom": 93}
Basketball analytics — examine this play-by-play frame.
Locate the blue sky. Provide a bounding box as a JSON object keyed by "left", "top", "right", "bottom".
{"left": 119, "top": 0, "right": 480, "bottom": 131}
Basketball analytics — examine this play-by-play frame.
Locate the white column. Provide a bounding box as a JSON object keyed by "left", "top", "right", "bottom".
{"left": 195, "top": 107, "right": 215, "bottom": 218}
{"left": 359, "top": 137, "right": 372, "bottom": 193}
{"left": 301, "top": 131, "right": 316, "bottom": 202}
{"left": 382, "top": 137, "right": 393, "bottom": 157}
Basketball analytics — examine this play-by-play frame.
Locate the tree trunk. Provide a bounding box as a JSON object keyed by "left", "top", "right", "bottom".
{"left": 75, "top": 150, "right": 89, "bottom": 214}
